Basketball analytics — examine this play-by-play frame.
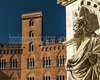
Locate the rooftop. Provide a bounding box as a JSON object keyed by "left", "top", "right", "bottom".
{"left": 22, "top": 11, "right": 42, "bottom": 19}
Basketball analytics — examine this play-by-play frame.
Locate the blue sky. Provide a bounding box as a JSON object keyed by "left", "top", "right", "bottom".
{"left": 0, "top": 0, "right": 66, "bottom": 43}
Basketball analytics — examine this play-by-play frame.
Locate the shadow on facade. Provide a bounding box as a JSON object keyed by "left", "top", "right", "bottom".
{"left": 0, "top": 71, "right": 9, "bottom": 79}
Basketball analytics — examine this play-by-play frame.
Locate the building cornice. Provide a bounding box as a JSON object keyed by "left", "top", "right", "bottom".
{"left": 21, "top": 12, "right": 42, "bottom": 19}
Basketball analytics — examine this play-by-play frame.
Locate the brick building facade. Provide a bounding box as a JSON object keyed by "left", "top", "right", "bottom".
{"left": 0, "top": 12, "right": 66, "bottom": 80}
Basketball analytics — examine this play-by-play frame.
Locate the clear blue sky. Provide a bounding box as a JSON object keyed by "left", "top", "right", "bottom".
{"left": 0, "top": 0, "right": 66, "bottom": 43}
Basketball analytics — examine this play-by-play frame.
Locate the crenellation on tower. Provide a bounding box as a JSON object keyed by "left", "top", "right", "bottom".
{"left": 40, "top": 44, "right": 65, "bottom": 52}
{"left": 0, "top": 49, "right": 22, "bottom": 54}
{"left": 8, "top": 44, "right": 13, "bottom": 48}
{"left": 0, "top": 44, "right": 21, "bottom": 48}
{"left": 14, "top": 44, "right": 20, "bottom": 48}
{"left": 42, "top": 38, "right": 64, "bottom": 45}
{"left": 45, "top": 40, "right": 50, "bottom": 45}
{"left": 40, "top": 39, "right": 65, "bottom": 52}
{"left": 3, "top": 44, "right": 7, "bottom": 48}
{"left": 0, "top": 43, "right": 3, "bottom": 48}
{"left": 51, "top": 39, "right": 56, "bottom": 45}
{"left": 0, "top": 44, "right": 22, "bottom": 54}
{"left": 58, "top": 38, "right": 62, "bottom": 44}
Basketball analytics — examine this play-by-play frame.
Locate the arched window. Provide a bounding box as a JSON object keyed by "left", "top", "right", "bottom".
{"left": 57, "top": 75, "right": 64, "bottom": 80}
{"left": 57, "top": 56, "right": 64, "bottom": 66}
{"left": 29, "top": 43, "right": 34, "bottom": 52}
{"left": 29, "top": 20, "right": 34, "bottom": 26}
{"left": 27, "top": 58, "right": 34, "bottom": 68}
{"left": 43, "top": 57, "right": 51, "bottom": 67}
{"left": 0, "top": 59, "right": 6, "bottom": 69}
{"left": 10, "top": 59, "right": 17, "bottom": 69}
{"left": 10, "top": 73, "right": 18, "bottom": 80}
{"left": 27, "top": 77, "right": 34, "bottom": 80}
{"left": 43, "top": 76, "right": 50, "bottom": 80}
{"left": 29, "top": 31, "right": 34, "bottom": 38}
{"left": 10, "top": 78, "right": 17, "bottom": 80}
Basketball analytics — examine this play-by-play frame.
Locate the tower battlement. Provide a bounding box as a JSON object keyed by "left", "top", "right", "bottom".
{"left": 0, "top": 43, "right": 21, "bottom": 48}
{"left": 0, "top": 49, "right": 22, "bottom": 54}
{"left": 41, "top": 38, "right": 63, "bottom": 45}
{"left": 0, "top": 44, "right": 22, "bottom": 54}
{"left": 40, "top": 38, "right": 66, "bottom": 52}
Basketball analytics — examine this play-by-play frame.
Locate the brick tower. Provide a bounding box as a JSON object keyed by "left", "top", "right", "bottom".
{"left": 21, "top": 12, "right": 43, "bottom": 80}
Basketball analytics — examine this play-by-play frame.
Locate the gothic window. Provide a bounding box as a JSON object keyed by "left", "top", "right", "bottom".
{"left": 27, "top": 58, "right": 34, "bottom": 68}
{"left": 57, "top": 56, "right": 64, "bottom": 66}
{"left": 27, "top": 77, "right": 34, "bottom": 80}
{"left": 10, "top": 59, "right": 17, "bottom": 69}
{"left": 43, "top": 76, "right": 50, "bottom": 80}
{"left": 57, "top": 75, "right": 64, "bottom": 80}
{"left": 10, "top": 73, "right": 18, "bottom": 80}
{"left": 29, "top": 31, "right": 34, "bottom": 38}
{"left": 29, "top": 43, "right": 34, "bottom": 52}
{"left": 0, "top": 59, "right": 6, "bottom": 69}
{"left": 43, "top": 57, "right": 51, "bottom": 67}
{"left": 10, "top": 78, "right": 18, "bottom": 80}
{"left": 29, "top": 20, "right": 34, "bottom": 26}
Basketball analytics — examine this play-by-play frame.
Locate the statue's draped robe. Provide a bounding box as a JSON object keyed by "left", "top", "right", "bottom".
{"left": 68, "top": 37, "right": 100, "bottom": 80}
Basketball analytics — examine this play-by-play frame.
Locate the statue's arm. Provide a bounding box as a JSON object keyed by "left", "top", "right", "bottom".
{"left": 87, "top": 38, "right": 100, "bottom": 66}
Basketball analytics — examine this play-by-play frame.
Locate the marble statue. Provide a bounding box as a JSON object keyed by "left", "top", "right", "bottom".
{"left": 64, "top": 17, "right": 100, "bottom": 80}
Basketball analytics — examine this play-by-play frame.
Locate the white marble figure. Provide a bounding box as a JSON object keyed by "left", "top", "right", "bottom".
{"left": 64, "top": 17, "right": 100, "bottom": 80}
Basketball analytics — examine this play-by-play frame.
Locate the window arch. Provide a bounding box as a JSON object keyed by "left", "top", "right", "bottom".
{"left": 27, "top": 58, "right": 34, "bottom": 68}
{"left": 0, "top": 59, "right": 6, "bottom": 69}
{"left": 43, "top": 71, "right": 51, "bottom": 80}
{"left": 57, "top": 75, "right": 64, "bottom": 80}
{"left": 10, "top": 73, "right": 18, "bottom": 80}
{"left": 57, "top": 56, "right": 64, "bottom": 66}
{"left": 43, "top": 76, "right": 50, "bottom": 80}
{"left": 29, "top": 20, "right": 34, "bottom": 26}
{"left": 43, "top": 57, "right": 51, "bottom": 67}
{"left": 29, "top": 31, "right": 34, "bottom": 38}
{"left": 56, "top": 70, "right": 65, "bottom": 80}
{"left": 27, "top": 72, "right": 35, "bottom": 80}
{"left": 10, "top": 59, "right": 17, "bottom": 69}
{"left": 29, "top": 43, "right": 34, "bottom": 52}
{"left": 27, "top": 77, "right": 34, "bottom": 80}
